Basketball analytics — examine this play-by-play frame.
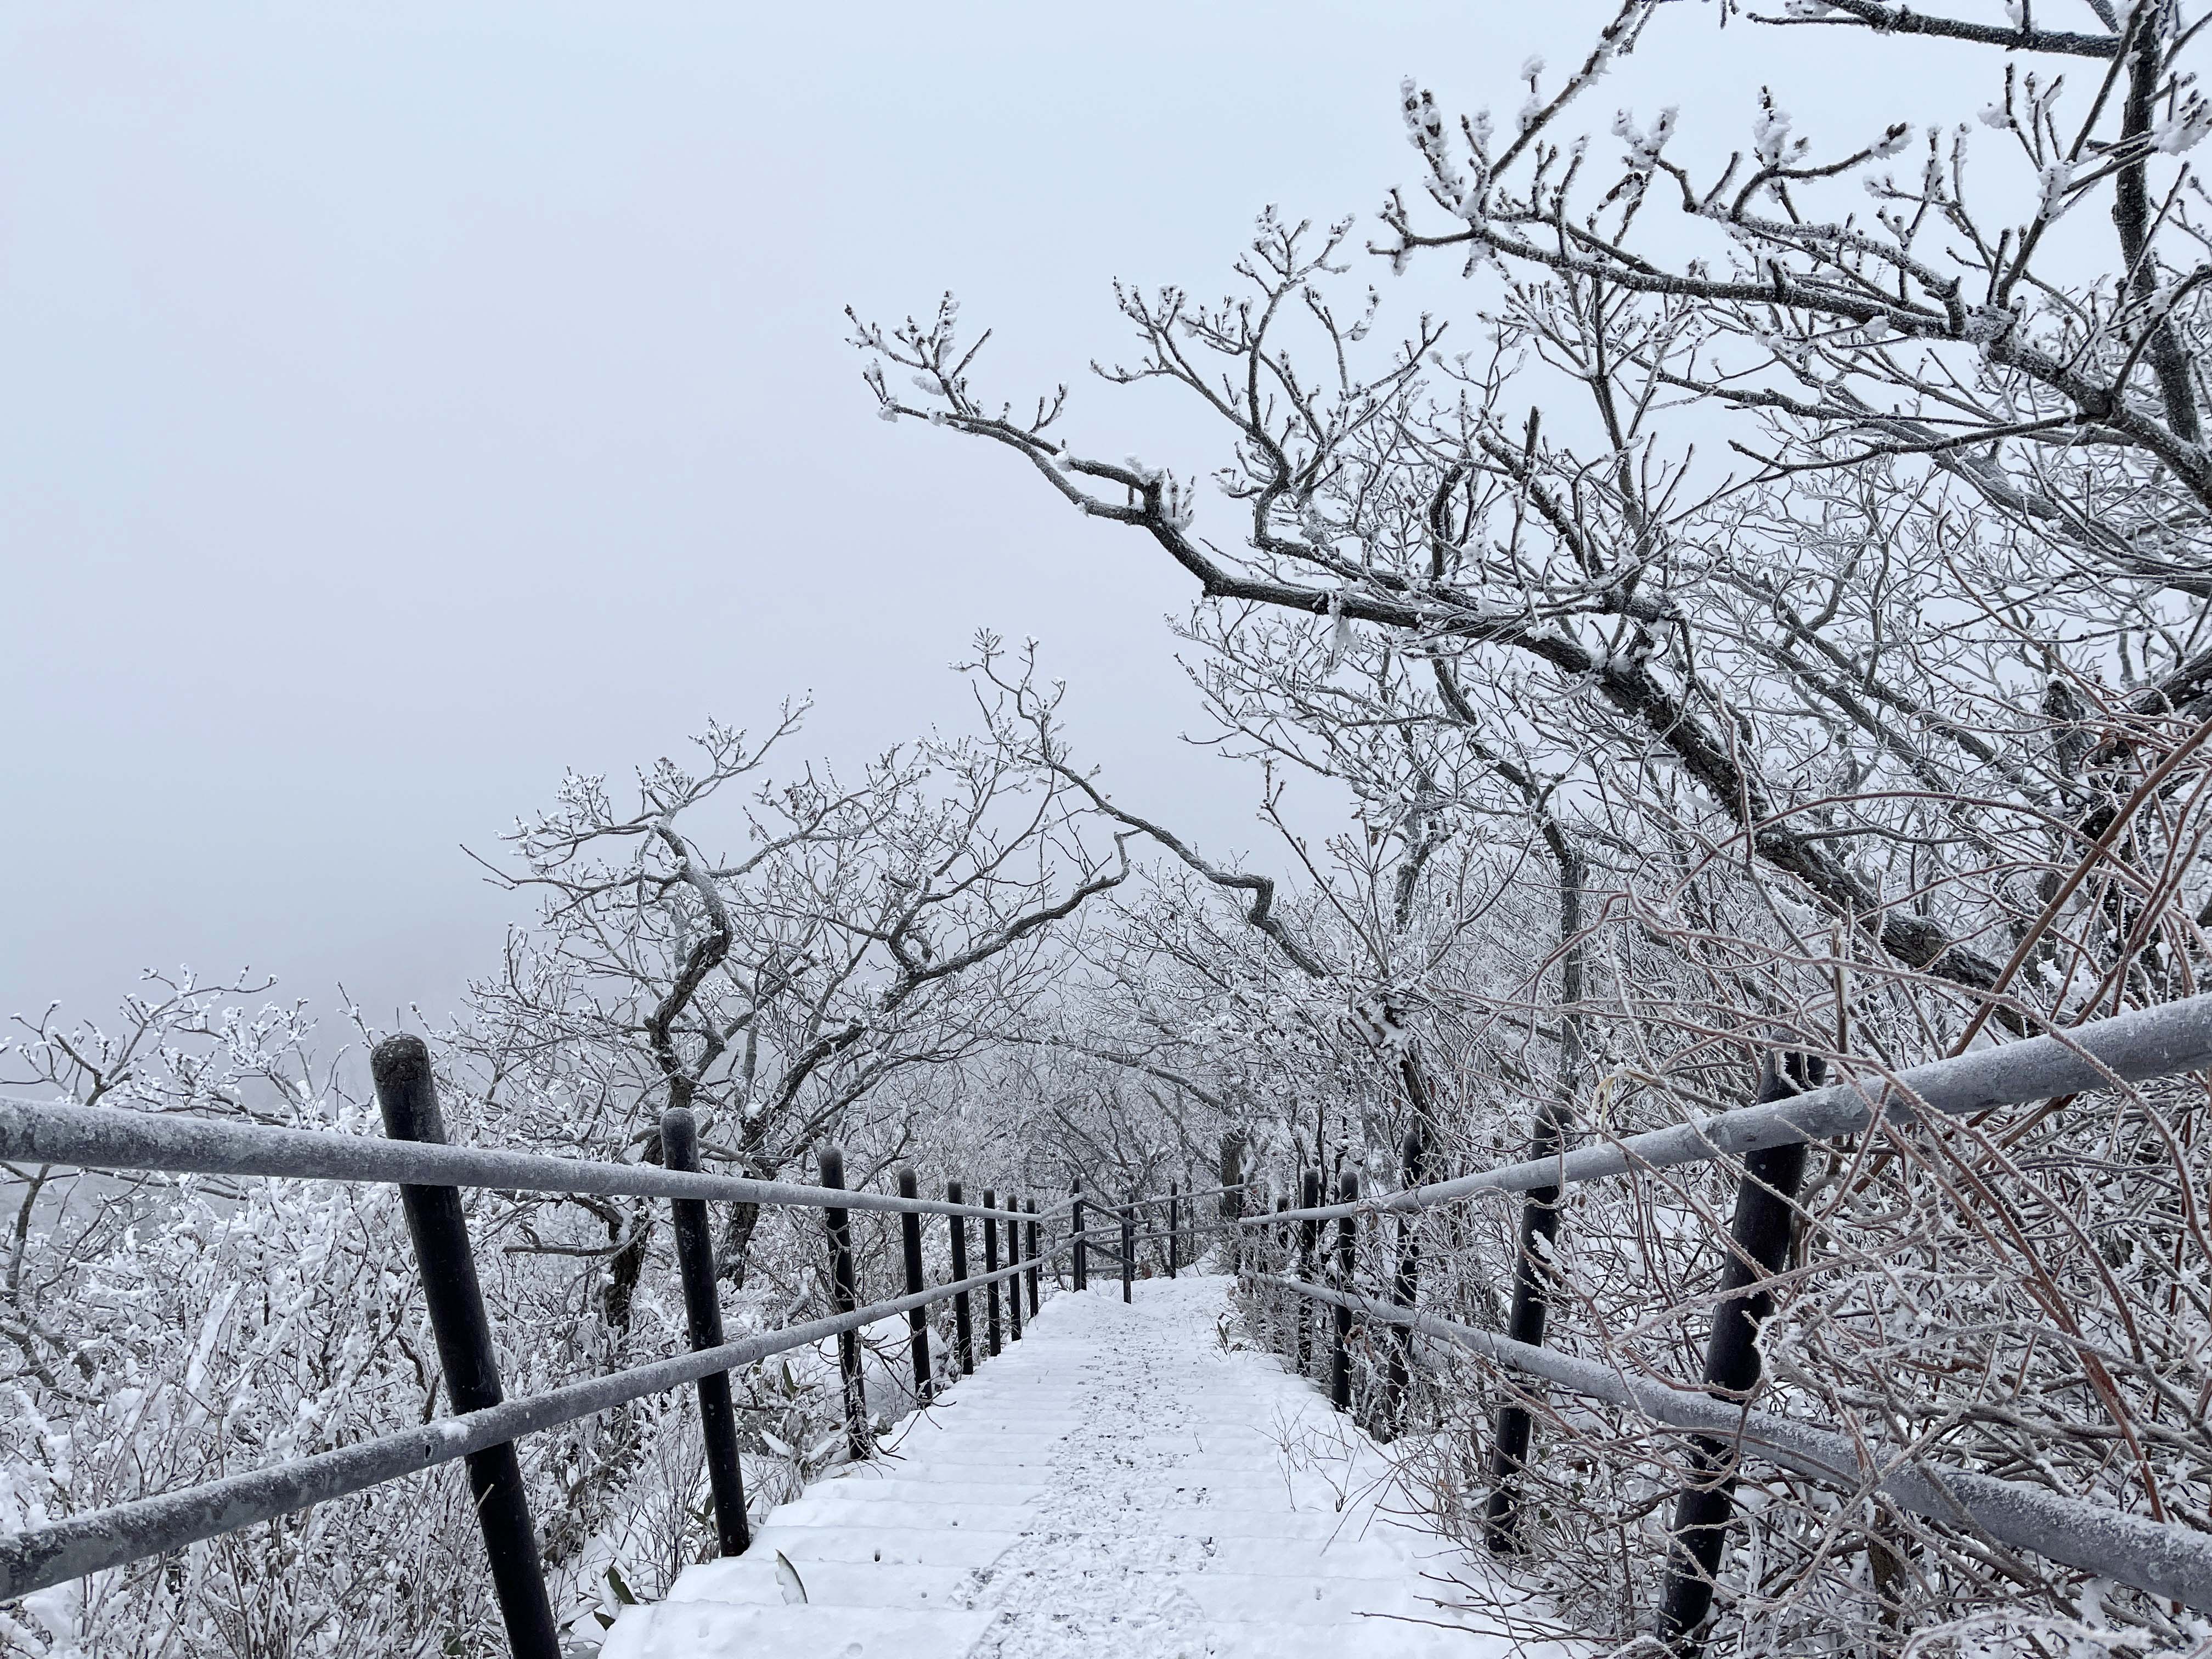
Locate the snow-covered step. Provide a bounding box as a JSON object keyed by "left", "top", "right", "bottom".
{"left": 667, "top": 1556, "right": 983, "bottom": 1610}
{"left": 1157, "top": 1568, "right": 1462, "bottom": 1622}
{"left": 1201, "top": 1617, "right": 1526, "bottom": 1658}
{"left": 774, "top": 1497, "right": 1036, "bottom": 1533}
{"left": 744, "top": 1521, "right": 1023, "bottom": 1569}
{"left": 1026, "top": 1532, "right": 1418, "bottom": 1577}
{"left": 869, "top": 1449, "right": 1073, "bottom": 1471}
{"left": 1026, "top": 1506, "right": 1374, "bottom": 1542}
{"left": 1121, "top": 1470, "right": 1316, "bottom": 1491}
{"left": 901, "top": 1409, "right": 1088, "bottom": 1425}
{"left": 808, "top": 1476, "right": 1051, "bottom": 1504}
{"left": 599, "top": 1601, "right": 991, "bottom": 1658}
{"left": 882, "top": 1427, "right": 1079, "bottom": 1447}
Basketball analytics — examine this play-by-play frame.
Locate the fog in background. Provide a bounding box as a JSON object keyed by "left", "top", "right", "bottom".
{"left": 2, "top": 1, "right": 1973, "bottom": 1040}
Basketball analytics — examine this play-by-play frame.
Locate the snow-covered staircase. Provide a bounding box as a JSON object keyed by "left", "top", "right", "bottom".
{"left": 602, "top": 1274, "right": 1568, "bottom": 1658}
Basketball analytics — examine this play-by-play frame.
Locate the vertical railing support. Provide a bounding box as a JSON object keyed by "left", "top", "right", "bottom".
{"left": 1008, "top": 1201, "right": 1025, "bottom": 1342}
{"left": 1330, "top": 1170, "right": 1358, "bottom": 1413}
{"left": 1656, "top": 1055, "right": 1825, "bottom": 1652}
{"left": 983, "top": 1188, "right": 1003, "bottom": 1358}
{"left": 897, "top": 1167, "right": 933, "bottom": 1403}
{"left": 370, "top": 1037, "right": 559, "bottom": 1659}
{"left": 1295, "top": 1168, "right": 1321, "bottom": 1374}
{"left": 1120, "top": 1206, "right": 1134, "bottom": 1303}
{"left": 817, "top": 1147, "right": 870, "bottom": 1460}
{"left": 1025, "top": 1200, "right": 1041, "bottom": 1316}
{"left": 1383, "top": 1128, "right": 1423, "bottom": 1443}
{"left": 1071, "top": 1177, "right": 1088, "bottom": 1291}
{"left": 1013, "top": 1212, "right": 1026, "bottom": 1353}
{"left": 1167, "top": 1184, "right": 1180, "bottom": 1278}
{"left": 947, "top": 1178, "right": 974, "bottom": 1376}
{"left": 661, "top": 1107, "right": 749, "bottom": 1557}
{"left": 1272, "top": 1194, "right": 1291, "bottom": 1355}
{"left": 1225, "top": 1152, "right": 1246, "bottom": 1281}
{"left": 1485, "top": 1096, "right": 1572, "bottom": 1553}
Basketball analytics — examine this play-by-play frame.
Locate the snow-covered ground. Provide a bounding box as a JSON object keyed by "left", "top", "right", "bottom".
{"left": 601, "top": 1273, "right": 1585, "bottom": 1657}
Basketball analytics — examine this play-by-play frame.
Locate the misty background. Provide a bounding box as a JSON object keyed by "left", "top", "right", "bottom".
{"left": 2, "top": 1, "right": 1968, "bottom": 1038}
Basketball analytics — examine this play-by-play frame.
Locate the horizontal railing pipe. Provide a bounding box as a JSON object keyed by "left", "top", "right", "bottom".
{"left": 1256, "top": 994, "right": 2212, "bottom": 1225}
{"left": 0, "top": 1257, "right": 1030, "bottom": 1601}
{"left": 1043, "top": 1218, "right": 1239, "bottom": 1267}
{"left": 1064, "top": 1180, "right": 1246, "bottom": 1211}
{"left": 1261, "top": 1275, "right": 2212, "bottom": 1616}
{"left": 0, "top": 1099, "right": 1035, "bottom": 1224}
{"left": 1058, "top": 1212, "right": 1243, "bottom": 1245}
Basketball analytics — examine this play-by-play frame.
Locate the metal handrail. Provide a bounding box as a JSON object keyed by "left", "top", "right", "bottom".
{"left": 0, "top": 1037, "right": 1065, "bottom": 1655}
{"left": 0, "top": 1097, "right": 1037, "bottom": 1224}
{"left": 1109, "top": 994, "right": 2212, "bottom": 1643}
{"left": 1057, "top": 1218, "right": 1237, "bottom": 1252}
{"left": 0, "top": 1259, "right": 1029, "bottom": 1601}
{"left": 1264, "top": 1276, "right": 2212, "bottom": 1616}
{"left": 1062, "top": 1179, "right": 1246, "bottom": 1210}
{"left": 14, "top": 991, "right": 2211, "bottom": 1646}
{"left": 1250, "top": 991, "right": 2212, "bottom": 1224}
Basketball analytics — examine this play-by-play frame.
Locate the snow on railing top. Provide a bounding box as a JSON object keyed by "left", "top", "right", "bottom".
{"left": 0, "top": 1095, "right": 1053, "bottom": 1225}
{"left": 0, "top": 1258, "right": 1030, "bottom": 1602}
{"left": 1272, "top": 1276, "right": 2212, "bottom": 1616}
{"left": 1254, "top": 989, "right": 2212, "bottom": 1224}
{"left": 0, "top": 1057, "right": 1064, "bottom": 1615}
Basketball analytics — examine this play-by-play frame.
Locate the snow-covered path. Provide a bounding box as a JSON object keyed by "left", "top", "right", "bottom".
{"left": 603, "top": 1274, "right": 1573, "bottom": 1658}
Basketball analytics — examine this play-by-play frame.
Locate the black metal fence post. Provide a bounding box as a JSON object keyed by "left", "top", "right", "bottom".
{"left": 1025, "top": 1199, "right": 1040, "bottom": 1316}
{"left": 1225, "top": 1152, "right": 1246, "bottom": 1280}
{"left": 1657, "top": 1055, "right": 1826, "bottom": 1653}
{"left": 1272, "top": 1194, "right": 1291, "bottom": 1354}
{"left": 1383, "top": 1128, "right": 1423, "bottom": 1443}
{"left": 1167, "top": 1184, "right": 1180, "bottom": 1278}
{"left": 896, "top": 1167, "right": 934, "bottom": 1403}
{"left": 817, "top": 1147, "right": 870, "bottom": 1460}
{"left": 1071, "top": 1177, "right": 1088, "bottom": 1291}
{"left": 661, "top": 1107, "right": 749, "bottom": 1558}
{"left": 1331, "top": 1170, "right": 1358, "bottom": 1413}
{"left": 1485, "top": 1093, "right": 1572, "bottom": 1553}
{"left": 947, "top": 1178, "right": 974, "bottom": 1375}
{"left": 982, "top": 1188, "right": 1003, "bottom": 1358}
{"left": 370, "top": 1037, "right": 559, "bottom": 1659}
{"left": 1120, "top": 1206, "right": 1134, "bottom": 1302}
{"left": 1007, "top": 1201, "right": 1025, "bottom": 1342}
{"left": 1295, "top": 1168, "right": 1321, "bottom": 1374}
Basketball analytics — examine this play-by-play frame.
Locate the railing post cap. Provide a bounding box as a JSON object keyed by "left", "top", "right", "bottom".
{"left": 369, "top": 1034, "right": 432, "bottom": 1093}
{"left": 370, "top": 1035, "right": 442, "bottom": 1142}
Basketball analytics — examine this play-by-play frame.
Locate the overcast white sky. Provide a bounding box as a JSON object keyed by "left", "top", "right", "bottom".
{"left": 1, "top": 1, "right": 1991, "bottom": 1037}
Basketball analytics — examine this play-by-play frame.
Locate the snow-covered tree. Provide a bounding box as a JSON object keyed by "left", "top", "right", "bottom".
{"left": 856, "top": 3, "right": 2212, "bottom": 1649}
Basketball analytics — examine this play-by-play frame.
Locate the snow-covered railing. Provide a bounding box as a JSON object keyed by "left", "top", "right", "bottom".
{"left": 0, "top": 1035, "right": 1059, "bottom": 1659}
{"left": 1053, "top": 1175, "right": 1271, "bottom": 1301}
{"left": 1150, "top": 994, "right": 2212, "bottom": 1646}
{"left": 1266, "top": 1276, "right": 2212, "bottom": 1618}
{"left": 1263, "top": 992, "right": 2212, "bottom": 1224}
{"left": 1053, "top": 1194, "right": 1248, "bottom": 1301}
